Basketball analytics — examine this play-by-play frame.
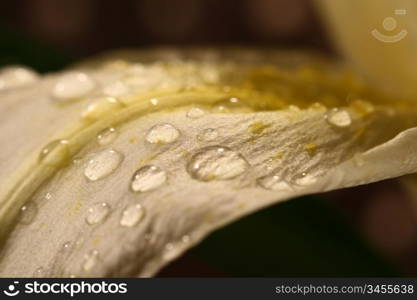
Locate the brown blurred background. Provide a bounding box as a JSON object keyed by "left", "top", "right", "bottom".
{"left": 0, "top": 0, "right": 329, "bottom": 57}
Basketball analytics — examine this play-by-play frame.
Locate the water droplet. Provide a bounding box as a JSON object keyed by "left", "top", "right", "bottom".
{"left": 257, "top": 175, "right": 292, "bottom": 191}
{"left": 82, "top": 249, "right": 99, "bottom": 272}
{"left": 198, "top": 128, "right": 219, "bottom": 142}
{"left": 84, "top": 149, "right": 123, "bottom": 181}
{"left": 130, "top": 165, "right": 167, "bottom": 193}
{"left": 0, "top": 66, "right": 39, "bottom": 90}
{"left": 181, "top": 235, "right": 191, "bottom": 243}
{"left": 163, "top": 242, "right": 177, "bottom": 261}
{"left": 198, "top": 128, "right": 218, "bottom": 141}
{"left": 186, "top": 107, "right": 205, "bottom": 119}
{"left": 82, "top": 97, "right": 124, "bottom": 120}
{"left": 149, "top": 98, "right": 159, "bottom": 106}
{"left": 326, "top": 108, "right": 352, "bottom": 127}
{"left": 102, "top": 80, "right": 129, "bottom": 97}
{"left": 52, "top": 72, "right": 95, "bottom": 102}
{"left": 97, "top": 127, "right": 118, "bottom": 145}
{"left": 19, "top": 202, "right": 38, "bottom": 225}
{"left": 120, "top": 203, "right": 145, "bottom": 227}
{"left": 33, "top": 267, "right": 45, "bottom": 277}
{"left": 62, "top": 241, "right": 72, "bottom": 252}
{"left": 86, "top": 203, "right": 110, "bottom": 225}
{"left": 212, "top": 97, "right": 249, "bottom": 113}
{"left": 292, "top": 172, "right": 318, "bottom": 186}
{"left": 187, "top": 146, "right": 249, "bottom": 181}
{"left": 38, "top": 139, "right": 70, "bottom": 166}
{"left": 145, "top": 123, "right": 180, "bottom": 144}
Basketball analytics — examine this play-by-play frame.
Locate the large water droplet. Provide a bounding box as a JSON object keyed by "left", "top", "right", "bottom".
{"left": 38, "top": 139, "right": 70, "bottom": 166}
{"left": 187, "top": 146, "right": 249, "bottom": 181}
{"left": 52, "top": 72, "right": 95, "bottom": 102}
{"left": 326, "top": 108, "right": 352, "bottom": 127}
{"left": 82, "top": 250, "right": 99, "bottom": 272}
{"left": 19, "top": 202, "right": 38, "bottom": 225}
{"left": 145, "top": 123, "right": 180, "bottom": 144}
{"left": 84, "top": 149, "right": 123, "bottom": 181}
{"left": 86, "top": 203, "right": 110, "bottom": 225}
{"left": 197, "top": 128, "right": 218, "bottom": 142}
{"left": 0, "top": 66, "right": 39, "bottom": 90}
{"left": 257, "top": 174, "right": 292, "bottom": 191}
{"left": 186, "top": 107, "right": 205, "bottom": 119}
{"left": 120, "top": 203, "right": 145, "bottom": 227}
{"left": 82, "top": 97, "right": 124, "bottom": 121}
{"left": 97, "top": 127, "right": 118, "bottom": 146}
{"left": 130, "top": 165, "right": 167, "bottom": 193}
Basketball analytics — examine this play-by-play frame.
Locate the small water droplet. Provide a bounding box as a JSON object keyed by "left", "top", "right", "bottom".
{"left": 33, "top": 267, "right": 45, "bottom": 277}
{"left": 187, "top": 146, "right": 249, "bottom": 181}
{"left": 97, "top": 127, "right": 118, "bottom": 146}
{"left": 212, "top": 97, "right": 249, "bottom": 113}
{"left": 326, "top": 108, "right": 352, "bottom": 127}
{"left": 52, "top": 72, "right": 95, "bottom": 102}
{"left": 186, "top": 107, "right": 205, "bottom": 119}
{"left": 257, "top": 174, "right": 292, "bottom": 191}
{"left": 130, "top": 165, "right": 167, "bottom": 193}
{"left": 198, "top": 128, "right": 218, "bottom": 141}
{"left": 181, "top": 235, "right": 191, "bottom": 243}
{"left": 149, "top": 98, "right": 159, "bottom": 106}
{"left": 292, "top": 172, "right": 318, "bottom": 186}
{"left": 82, "top": 249, "right": 99, "bottom": 272}
{"left": 163, "top": 242, "right": 177, "bottom": 261}
{"left": 82, "top": 97, "right": 124, "bottom": 120}
{"left": 145, "top": 123, "right": 180, "bottom": 144}
{"left": 86, "top": 203, "right": 110, "bottom": 225}
{"left": 0, "top": 66, "right": 39, "bottom": 90}
{"left": 84, "top": 149, "right": 123, "bottom": 181}
{"left": 38, "top": 139, "right": 70, "bottom": 166}
{"left": 120, "top": 203, "right": 145, "bottom": 227}
{"left": 102, "top": 80, "right": 129, "bottom": 97}
{"left": 19, "top": 202, "right": 38, "bottom": 225}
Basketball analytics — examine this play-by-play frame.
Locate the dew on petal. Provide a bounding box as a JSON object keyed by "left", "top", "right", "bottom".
{"left": 198, "top": 128, "right": 218, "bottom": 141}
{"left": 145, "top": 123, "right": 180, "bottom": 144}
{"left": 326, "top": 108, "right": 352, "bottom": 127}
{"left": 19, "top": 202, "right": 38, "bottom": 225}
{"left": 187, "top": 146, "right": 249, "bottom": 181}
{"left": 0, "top": 66, "right": 39, "bottom": 90}
{"left": 102, "top": 80, "right": 129, "bottom": 97}
{"left": 212, "top": 97, "right": 249, "bottom": 113}
{"left": 257, "top": 174, "right": 292, "bottom": 191}
{"left": 130, "top": 165, "right": 167, "bottom": 193}
{"left": 84, "top": 149, "right": 123, "bottom": 181}
{"left": 82, "top": 97, "right": 124, "bottom": 121}
{"left": 86, "top": 203, "right": 111, "bottom": 225}
{"left": 97, "top": 127, "right": 118, "bottom": 146}
{"left": 33, "top": 267, "right": 45, "bottom": 277}
{"left": 82, "top": 250, "right": 99, "bottom": 272}
{"left": 292, "top": 172, "right": 318, "bottom": 186}
{"left": 186, "top": 107, "right": 205, "bottom": 119}
{"left": 120, "top": 203, "right": 145, "bottom": 227}
{"left": 52, "top": 72, "right": 95, "bottom": 102}
{"left": 38, "top": 139, "right": 70, "bottom": 166}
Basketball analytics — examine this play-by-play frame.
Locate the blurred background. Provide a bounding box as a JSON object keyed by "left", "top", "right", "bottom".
{"left": 0, "top": 0, "right": 416, "bottom": 276}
